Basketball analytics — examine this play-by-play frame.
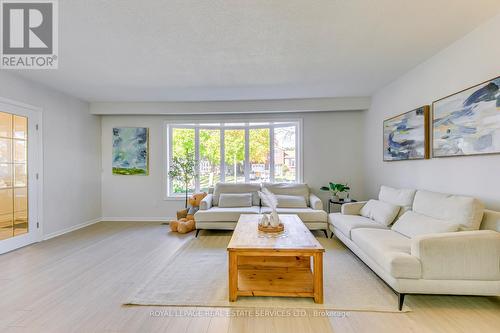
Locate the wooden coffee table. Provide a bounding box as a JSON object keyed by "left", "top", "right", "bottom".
{"left": 227, "top": 214, "right": 325, "bottom": 303}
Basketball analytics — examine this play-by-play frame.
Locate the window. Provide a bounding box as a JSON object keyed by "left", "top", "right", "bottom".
{"left": 170, "top": 127, "right": 195, "bottom": 195}
{"left": 199, "top": 128, "right": 220, "bottom": 192}
{"left": 249, "top": 128, "right": 270, "bottom": 182}
{"left": 274, "top": 126, "right": 297, "bottom": 182}
{"left": 166, "top": 121, "right": 301, "bottom": 197}
{"left": 224, "top": 129, "right": 245, "bottom": 183}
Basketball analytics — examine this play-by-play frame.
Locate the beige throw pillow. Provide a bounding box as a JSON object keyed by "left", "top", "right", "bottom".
{"left": 359, "top": 199, "right": 400, "bottom": 226}
{"left": 391, "top": 211, "right": 460, "bottom": 238}
{"left": 218, "top": 193, "right": 252, "bottom": 208}
{"left": 275, "top": 195, "right": 307, "bottom": 208}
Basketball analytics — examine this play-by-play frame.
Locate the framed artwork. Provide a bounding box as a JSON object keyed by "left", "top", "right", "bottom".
{"left": 383, "top": 106, "right": 430, "bottom": 161}
{"left": 433, "top": 76, "right": 500, "bottom": 158}
{"left": 112, "top": 127, "right": 149, "bottom": 175}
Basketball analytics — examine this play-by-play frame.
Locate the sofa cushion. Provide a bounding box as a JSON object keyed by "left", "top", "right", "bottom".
{"left": 218, "top": 193, "right": 252, "bottom": 208}
{"left": 262, "top": 183, "right": 310, "bottom": 205}
{"left": 261, "top": 207, "right": 327, "bottom": 222}
{"left": 378, "top": 186, "right": 416, "bottom": 218}
{"left": 413, "top": 190, "right": 484, "bottom": 230}
{"left": 391, "top": 211, "right": 460, "bottom": 238}
{"left": 194, "top": 206, "right": 260, "bottom": 222}
{"left": 275, "top": 195, "right": 308, "bottom": 208}
{"left": 213, "top": 183, "right": 261, "bottom": 206}
{"left": 351, "top": 228, "right": 421, "bottom": 279}
{"left": 359, "top": 199, "right": 400, "bottom": 226}
{"left": 329, "top": 213, "right": 388, "bottom": 239}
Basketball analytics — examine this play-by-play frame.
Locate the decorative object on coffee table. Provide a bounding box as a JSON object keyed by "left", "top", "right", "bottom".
{"left": 320, "top": 182, "right": 350, "bottom": 201}
{"left": 258, "top": 221, "right": 285, "bottom": 233}
{"left": 258, "top": 188, "right": 282, "bottom": 227}
{"left": 259, "top": 214, "right": 270, "bottom": 226}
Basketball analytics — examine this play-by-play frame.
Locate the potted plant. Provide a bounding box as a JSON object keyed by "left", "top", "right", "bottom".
{"left": 168, "top": 150, "right": 198, "bottom": 208}
{"left": 320, "top": 182, "right": 350, "bottom": 201}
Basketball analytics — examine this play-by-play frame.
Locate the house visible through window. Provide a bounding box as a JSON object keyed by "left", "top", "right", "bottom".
{"left": 167, "top": 121, "right": 301, "bottom": 197}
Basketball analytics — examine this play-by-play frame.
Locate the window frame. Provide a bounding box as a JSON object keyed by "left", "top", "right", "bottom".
{"left": 164, "top": 119, "right": 303, "bottom": 199}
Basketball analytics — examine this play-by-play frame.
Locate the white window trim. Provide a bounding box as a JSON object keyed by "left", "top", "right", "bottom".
{"left": 163, "top": 118, "right": 303, "bottom": 200}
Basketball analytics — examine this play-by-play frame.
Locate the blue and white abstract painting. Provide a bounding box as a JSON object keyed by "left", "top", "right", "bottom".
{"left": 112, "top": 127, "right": 149, "bottom": 175}
{"left": 433, "top": 76, "right": 500, "bottom": 157}
{"left": 383, "top": 106, "right": 429, "bottom": 161}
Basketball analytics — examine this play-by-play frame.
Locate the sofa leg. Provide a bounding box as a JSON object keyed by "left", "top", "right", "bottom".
{"left": 398, "top": 293, "right": 405, "bottom": 311}
{"left": 330, "top": 231, "right": 334, "bottom": 239}
{"left": 195, "top": 229, "right": 201, "bottom": 238}
{"left": 322, "top": 230, "right": 328, "bottom": 238}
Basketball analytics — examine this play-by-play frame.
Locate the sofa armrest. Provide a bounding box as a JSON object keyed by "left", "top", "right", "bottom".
{"left": 199, "top": 194, "right": 213, "bottom": 210}
{"left": 309, "top": 194, "right": 323, "bottom": 210}
{"left": 481, "top": 209, "right": 500, "bottom": 232}
{"left": 341, "top": 201, "right": 367, "bottom": 215}
{"left": 411, "top": 230, "right": 500, "bottom": 280}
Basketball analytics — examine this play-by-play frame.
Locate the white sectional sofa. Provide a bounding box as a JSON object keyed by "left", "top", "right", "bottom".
{"left": 195, "top": 182, "right": 328, "bottom": 236}
{"left": 329, "top": 186, "right": 500, "bottom": 310}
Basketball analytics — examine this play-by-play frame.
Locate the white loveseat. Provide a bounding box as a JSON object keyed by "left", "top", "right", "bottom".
{"left": 329, "top": 186, "right": 500, "bottom": 310}
{"left": 195, "top": 182, "right": 328, "bottom": 236}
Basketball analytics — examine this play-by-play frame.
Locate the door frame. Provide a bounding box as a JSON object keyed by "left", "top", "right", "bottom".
{"left": 0, "top": 96, "right": 43, "bottom": 254}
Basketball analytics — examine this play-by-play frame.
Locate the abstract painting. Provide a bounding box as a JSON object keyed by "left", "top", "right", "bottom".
{"left": 112, "top": 127, "right": 149, "bottom": 175}
{"left": 383, "top": 106, "right": 430, "bottom": 161}
{"left": 433, "top": 76, "right": 500, "bottom": 157}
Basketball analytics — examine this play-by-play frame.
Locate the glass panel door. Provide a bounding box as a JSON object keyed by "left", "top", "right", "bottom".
{"left": 0, "top": 112, "right": 28, "bottom": 240}
{"left": 0, "top": 99, "right": 39, "bottom": 255}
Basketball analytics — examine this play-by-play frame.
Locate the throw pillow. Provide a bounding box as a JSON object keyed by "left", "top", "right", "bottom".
{"left": 218, "top": 193, "right": 252, "bottom": 208}
{"left": 378, "top": 186, "right": 416, "bottom": 218}
{"left": 391, "top": 211, "right": 460, "bottom": 238}
{"left": 359, "top": 199, "right": 400, "bottom": 226}
{"left": 275, "top": 195, "right": 308, "bottom": 208}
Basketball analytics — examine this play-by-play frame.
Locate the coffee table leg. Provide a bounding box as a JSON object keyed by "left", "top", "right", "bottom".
{"left": 228, "top": 251, "right": 238, "bottom": 302}
{"left": 313, "top": 253, "right": 324, "bottom": 304}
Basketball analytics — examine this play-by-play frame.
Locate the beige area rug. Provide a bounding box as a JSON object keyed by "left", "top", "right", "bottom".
{"left": 126, "top": 233, "right": 411, "bottom": 312}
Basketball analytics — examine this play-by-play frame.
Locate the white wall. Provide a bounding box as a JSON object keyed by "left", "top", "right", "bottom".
{"left": 101, "top": 111, "right": 365, "bottom": 220}
{"left": 0, "top": 72, "right": 102, "bottom": 237}
{"left": 364, "top": 13, "right": 500, "bottom": 210}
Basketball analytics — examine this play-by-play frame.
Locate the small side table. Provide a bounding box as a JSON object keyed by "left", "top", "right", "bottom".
{"left": 328, "top": 199, "right": 357, "bottom": 214}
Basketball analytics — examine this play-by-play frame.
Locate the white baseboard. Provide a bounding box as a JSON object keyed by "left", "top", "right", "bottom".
{"left": 43, "top": 217, "right": 102, "bottom": 240}
{"left": 101, "top": 217, "right": 174, "bottom": 222}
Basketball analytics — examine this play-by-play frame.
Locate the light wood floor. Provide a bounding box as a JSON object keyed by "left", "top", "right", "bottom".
{"left": 0, "top": 222, "right": 498, "bottom": 333}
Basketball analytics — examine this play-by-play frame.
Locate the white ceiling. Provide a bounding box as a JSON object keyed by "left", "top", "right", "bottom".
{"left": 9, "top": 0, "right": 500, "bottom": 102}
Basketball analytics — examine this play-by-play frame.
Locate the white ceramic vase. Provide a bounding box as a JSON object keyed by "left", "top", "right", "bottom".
{"left": 270, "top": 210, "right": 280, "bottom": 227}
{"left": 260, "top": 214, "right": 270, "bottom": 227}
